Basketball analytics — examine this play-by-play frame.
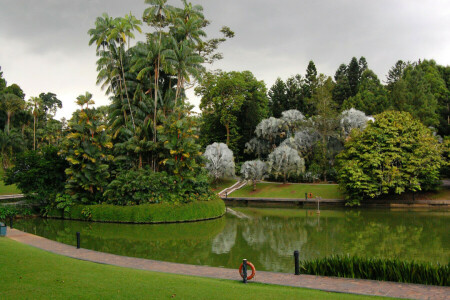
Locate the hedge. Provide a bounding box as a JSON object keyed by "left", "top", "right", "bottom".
{"left": 301, "top": 255, "right": 449, "bottom": 286}
{"left": 47, "top": 198, "right": 225, "bottom": 224}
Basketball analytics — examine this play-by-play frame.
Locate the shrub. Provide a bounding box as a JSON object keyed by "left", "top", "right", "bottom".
{"left": 301, "top": 255, "right": 449, "bottom": 286}
{"left": 337, "top": 111, "right": 444, "bottom": 205}
{"left": 5, "top": 145, "right": 68, "bottom": 205}
{"left": 103, "top": 167, "right": 213, "bottom": 205}
{"left": 46, "top": 197, "right": 225, "bottom": 223}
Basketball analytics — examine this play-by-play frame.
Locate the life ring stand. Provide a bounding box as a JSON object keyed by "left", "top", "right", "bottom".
{"left": 239, "top": 261, "right": 256, "bottom": 280}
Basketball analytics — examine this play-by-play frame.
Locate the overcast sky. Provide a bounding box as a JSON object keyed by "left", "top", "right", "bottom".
{"left": 1, "top": 0, "right": 449, "bottom": 120}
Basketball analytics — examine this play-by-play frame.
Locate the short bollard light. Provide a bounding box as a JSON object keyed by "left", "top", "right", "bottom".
{"left": 9, "top": 217, "right": 13, "bottom": 229}
{"left": 76, "top": 232, "right": 81, "bottom": 249}
{"left": 243, "top": 259, "right": 248, "bottom": 283}
{"left": 294, "top": 250, "right": 300, "bottom": 275}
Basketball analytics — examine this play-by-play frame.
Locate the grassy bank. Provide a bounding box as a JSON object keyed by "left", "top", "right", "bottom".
{"left": 47, "top": 198, "right": 226, "bottom": 223}
{"left": 231, "top": 182, "right": 343, "bottom": 199}
{"left": 0, "top": 169, "right": 21, "bottom": 195}
{"left": 0, "top": 238, "right": 389, "bottom": 299}
{"left": 211, "top": 178, "right": 237, "bottom": 192}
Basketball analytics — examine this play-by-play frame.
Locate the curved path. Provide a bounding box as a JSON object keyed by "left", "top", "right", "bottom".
{"left": 6, "top": 228, "right": 449, "bottom": 300}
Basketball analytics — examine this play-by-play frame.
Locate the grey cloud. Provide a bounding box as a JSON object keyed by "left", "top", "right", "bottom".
{"left": 1, "top": 0, "right": 449, "bottom": 119}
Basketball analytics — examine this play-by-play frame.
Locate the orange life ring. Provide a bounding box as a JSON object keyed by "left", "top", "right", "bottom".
{"left": 308, "top": 192, "right": 313, "bottom": 198}
{"left": 239, "top": 262, "right": 256, "bottom": 280}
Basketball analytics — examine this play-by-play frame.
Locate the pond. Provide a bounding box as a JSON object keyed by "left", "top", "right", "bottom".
{"left": 14, "top": 207, "right": 449, "bottom": 273}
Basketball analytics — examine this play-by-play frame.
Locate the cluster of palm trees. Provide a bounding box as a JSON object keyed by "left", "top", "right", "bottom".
{"left": 87, "top": 0, "right": 222, "bottom": 170}
{"left": 0, "top": 91, "right": 62, "bottom": 169}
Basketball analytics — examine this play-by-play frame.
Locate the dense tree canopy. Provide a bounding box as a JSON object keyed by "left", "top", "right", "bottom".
{"left": 337, "top": 111, "right": 444, "bottom": 205}
{"left": 197, "top": 70, "right": 268, "bottom": 161}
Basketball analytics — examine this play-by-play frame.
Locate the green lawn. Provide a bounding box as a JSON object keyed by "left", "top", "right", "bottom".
{"left": 211, "top": 178, "right": 237, "bottom": 192}
{"left": 0, "top": 169, "right": 21, "bottom": 195}
{"left": 230, "top": 182, "right": 343, "bottom": 199}
{"left": 0, "top": 238, "right": 389, "bottom": 299}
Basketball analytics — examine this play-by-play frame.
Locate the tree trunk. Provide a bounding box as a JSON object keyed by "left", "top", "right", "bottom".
{"left": 139, "top": 153, "right": 143, "bottom": 169}
{"left": 33, "top": 115, "right": 36, "bottom": 150}
{"left": 225, "top": 123, "right": 230, "bottom": 145}
{"left": 119, "top": 48, "right": 136, "bottom": 131}
{"left": 6, "top": 112, "right": 11, "bottom": 133}
{"left": 283, "top": 173, "right": 287, "bottom": 184}
{"left": 253, "top": 179, "right": 256, "bottom": 191}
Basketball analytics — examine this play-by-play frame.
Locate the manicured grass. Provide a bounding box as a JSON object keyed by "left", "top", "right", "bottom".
{"left": 0, "top": 238, "right": 389, "bottom": 299}
{"left": 0, "top": 169, "right": 21, "bottom": 195}
{"left": 231, "top": 182, "right": 344, "bottom": 199}
{"left": 48, "top": 198, "right": 226, "bottom": 223}
{"left": 211, "top": 178, "right": 237, "bottom": 192}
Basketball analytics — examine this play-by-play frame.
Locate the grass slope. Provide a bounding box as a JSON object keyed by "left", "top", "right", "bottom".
{"left": 211, "top": 178, "right": 237, "bottom": 192}
{"left": 0, "top": 169, "right": 21, "bottom": 195}
{"left": 231, "top": 182, "right": 343, "bottom": 199}
{"left": 0, "top": 238, "right": 389, "bottom": 300}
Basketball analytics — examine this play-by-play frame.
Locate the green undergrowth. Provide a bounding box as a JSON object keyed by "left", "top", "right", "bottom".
{"left": 47, "top": 198, "right": 225, "bottom": 223}
{"left": 0, "top": 238, "right": 391, "bottom": 299}
{"left": 301, "top": 255, "right": 449, "bottom": 286}
{"left": 231, "top": 182, "right": 343, "bottom": 199}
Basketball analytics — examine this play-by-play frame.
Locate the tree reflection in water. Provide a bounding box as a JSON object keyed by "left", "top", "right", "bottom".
{"left": 14, "top": 208, "right": 449, "bottom": 273}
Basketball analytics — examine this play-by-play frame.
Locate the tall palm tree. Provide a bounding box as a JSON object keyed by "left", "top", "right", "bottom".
{"left": 0, "top": 93, "right": 25, "bottom": 133}
{"left": 28, "top": 96, "right": 43, "bottom": 150}
{"left": 165, "top": 38, "right": 204, "bottom": 105}
{"left": 0, "top": 128, "right": 25, "bottom": 169}
{"left": 143, "top": 0, "right": 174, "bottom": 144}
{"left": 89, "top": 14, "right": 142, "bottom": 132}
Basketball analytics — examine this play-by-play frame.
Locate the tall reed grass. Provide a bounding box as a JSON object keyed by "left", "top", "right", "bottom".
{"left": 300, "top": 255, "right": 448, "bottom": 286}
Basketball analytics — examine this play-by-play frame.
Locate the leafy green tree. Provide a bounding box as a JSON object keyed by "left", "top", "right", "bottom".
{"left": 304, "top": 60, "right": 318, "bottom": 99}
{"left": 268, "top": 78, "right": 287, "bottom": 118}
{"left": 347, "top": 57, "right": 361, "bottom": 97}
{"left": 310, "top": 75, "right": 339, "bottom": 181}
{"left": 285, "top": 75, "right": 306, "bottom": 113}
{"left": 343, "top": 69, "right": 389, "bottom": 115}
{"left": 333, "top": 64, "right": 351, "bottom": 107}
{"left": 39, "top": 92, "right": 62, "bottom": 117}
{"left": 5, "top": 145, "right": 68, "bottom": 205}
{"left": 197, "top": 70, "right": 268, "bottom": 160}
{"left": 0, "top": 66, "right": 6, "bottom": 91}
{"left": 0, "top": 128, "right": 25, "bottom": 169}
{"left": 59, "top": 93, "right": 114, "bottom": 204}
{"left": 337, "top": 111, "right": 444, "bottom": 205}
{"left": 386, "top": 60, "right": 407, "bottom": 91}
{"left": 0, "top": 93, "right": 25, "bottom": 133}
{"left": 3, "top": 84, "right": 25, "bottom": 100}
{"left": 157, "top": 108, "right": 202, "bottom": 180}
{"left": 436, "top": 64, "right": 450, "bottom": 136}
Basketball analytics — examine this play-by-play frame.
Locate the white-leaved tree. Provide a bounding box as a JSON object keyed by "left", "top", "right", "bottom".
{"left": 240, "top": 160, "right": 268, "bottom": 191}
{"left": 281, "top": 109, "right": 305, "bottom": 136}
{"left": 254, "top": 117, "right": 286, "bottom": 149}
{"left": 203, "top": 142, "right": 235, "bottom": 182}
{"left": 340, "top": 108, "right": 370, "bottom": 137}
{"left": 268, "top": 145, "right": 305, "bottom": 184}
{"left": 245, "top": 137, "right": 271, "bottom": 158}
{"left": 280, "top": 128, "right": 320, "bottom": 157}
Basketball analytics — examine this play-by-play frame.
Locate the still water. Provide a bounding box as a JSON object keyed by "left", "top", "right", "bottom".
{"left": 15, "top": 207, "right": 449, "bottom": 272}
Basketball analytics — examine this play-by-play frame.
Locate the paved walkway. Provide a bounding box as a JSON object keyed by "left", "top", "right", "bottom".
{"left": 6, "top": 228, "right": 450, "bottom": 300}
